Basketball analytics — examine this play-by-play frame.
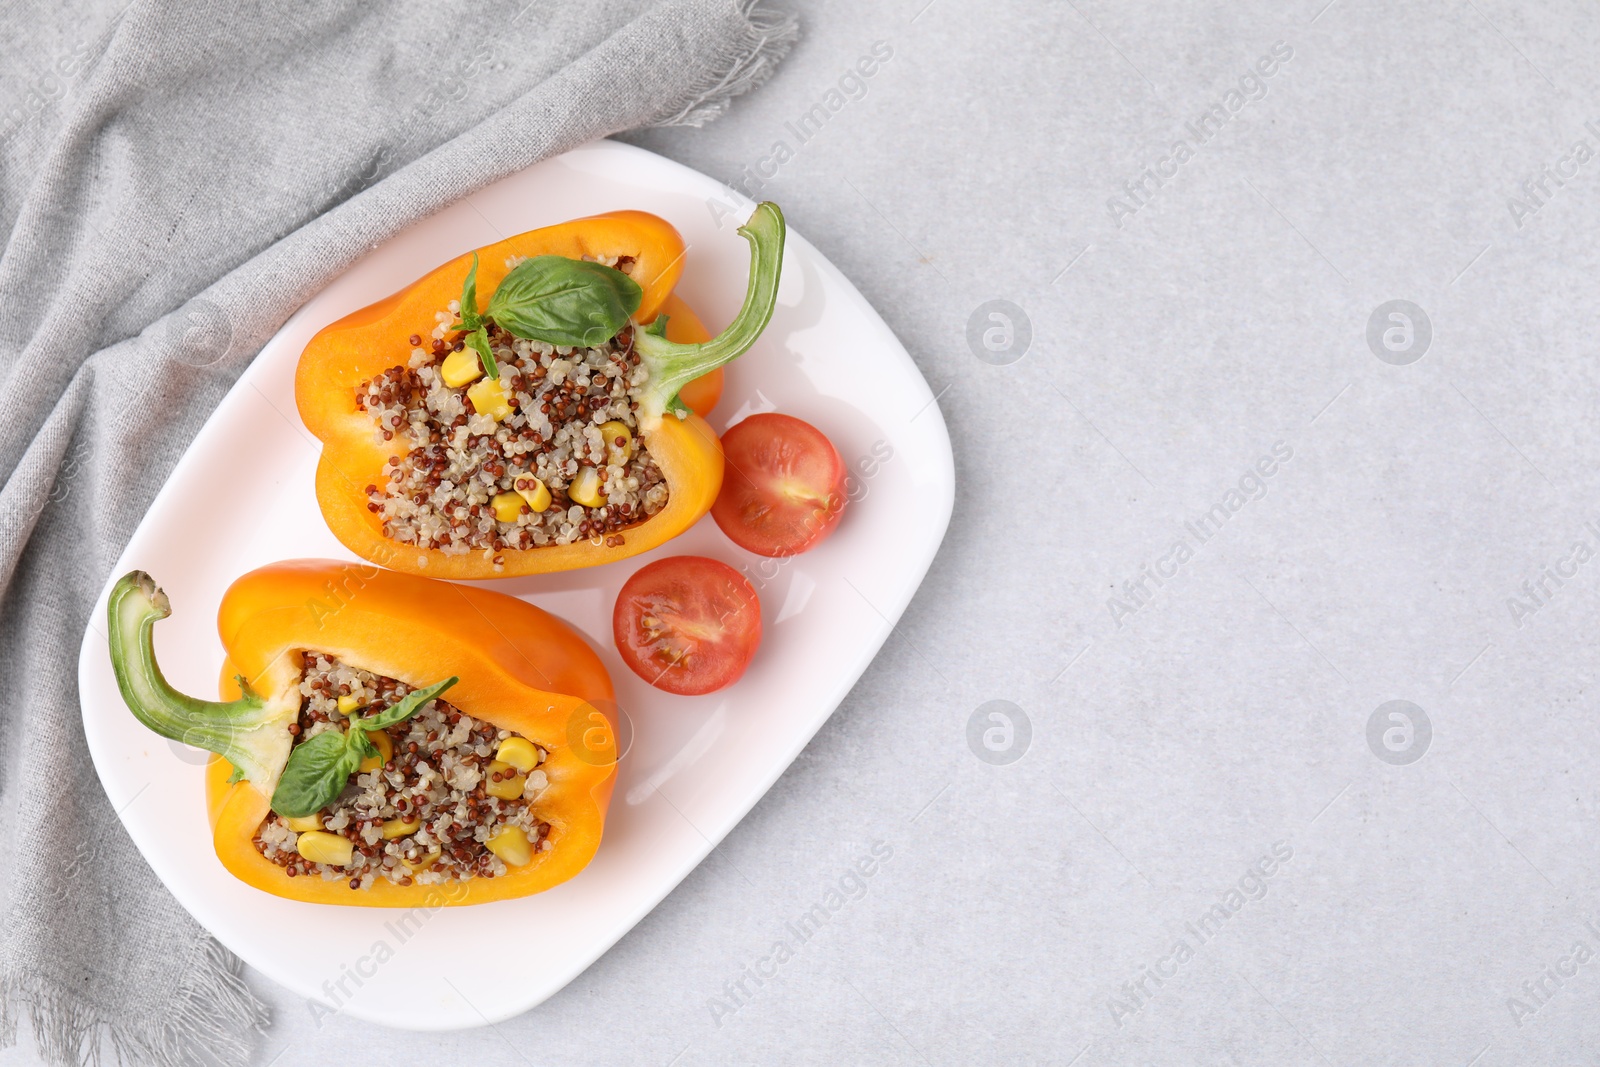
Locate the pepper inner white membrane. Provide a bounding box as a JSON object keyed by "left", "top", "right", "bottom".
{"left": 358, "top": 258, "right": 669, "bottom": 572}
{"left": 252, "top": 654, "right": 552, "bottom": 888}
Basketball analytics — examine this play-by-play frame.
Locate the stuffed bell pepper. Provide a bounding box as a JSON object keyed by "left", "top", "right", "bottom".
{"left": 107, "top": 559, "right": 617, "bottom": 907}
{"left": 296, "top": 203, "right": 786, "bottom": 579}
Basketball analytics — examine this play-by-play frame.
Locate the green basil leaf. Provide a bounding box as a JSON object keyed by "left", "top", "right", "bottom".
{"left": 457, "top": 253, "right": 483, "bottom": 332}
{"left": 486, "top": 256, "right": 642, "bottom": 348}
{"left": 466, "top": 326, "right": 496, "bottom": 380}
{"left": 349, "top": 728, "right": 378, "bottom": 762}
{"left": 269, "top": 730, "right": 364, "bottom": 819}
{"left": 359, "top": 677, "right": 457, "bottom": 732}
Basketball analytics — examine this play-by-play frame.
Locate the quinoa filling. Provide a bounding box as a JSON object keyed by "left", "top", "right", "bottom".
{"left": 253, "top": 654, "right": 552, "bottom": 888}
{"left": 358, "top": 255, "right": 669, "bottom": 570}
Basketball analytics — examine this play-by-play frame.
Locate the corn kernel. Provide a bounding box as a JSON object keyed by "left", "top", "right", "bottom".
{"left": 486, "top": 826, "right": 532, "bottom": 866}
{"left": 358, "top": 728, "right": 393, "bottom": 773}
{"left": 382, "top": 816, "right": 421, "bottom": 840}
{"left": 491, "top": 491, "right": 524, "bottom": 524}
{"left": 296, "top": 830, "right": 354, "bottom": 866}
{"left": 568, "top": 466, "right": 604, "bottom": 507}
{"left": 336, "top": 694, "right": 362, "bottom": 716}
{"left": 440, "top": 347, "right": 483, "bottom": 388}
{"left": 466, "top": 376, "right": 512, "bottom": 421}
{"left": 495, "top": 736, "right": 538, "bottom": 773}
{"left": 284, "top": 814, "right": 323, "bottom": 832}
{"left": 484, "top": 759, "right": 526, "bottom": 800}
{"left": 598, "top": 420, "right": 633, "bottom": 463}
{"left": 513, "top": 474, "right": 551, "bottom": 513}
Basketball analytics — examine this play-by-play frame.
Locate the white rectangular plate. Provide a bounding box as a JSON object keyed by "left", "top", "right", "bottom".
{"left": 77, "top": 139, "right": 953, "bottom": 1030}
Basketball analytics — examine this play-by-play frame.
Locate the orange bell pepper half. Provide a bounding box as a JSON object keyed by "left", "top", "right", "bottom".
{"left": 106, "top": 559, "right": 617, "bottom": 907}
{"left": 295, "top": 204, "right": 785, "bottom": 580}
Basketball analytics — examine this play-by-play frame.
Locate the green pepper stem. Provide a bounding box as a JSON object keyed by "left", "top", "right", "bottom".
{"left": 634, "top": 201, "right": 786, "bottom": 426}
{"left": 107, "top": 571, "right": 295, "bottom": 789}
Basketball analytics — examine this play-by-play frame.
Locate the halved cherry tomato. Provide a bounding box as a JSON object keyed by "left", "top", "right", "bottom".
{"left": 613, "top": 556, "right": 762, "bottom": 695}
{"left": 712, "top": 413, "right": 847, "bottom": 557}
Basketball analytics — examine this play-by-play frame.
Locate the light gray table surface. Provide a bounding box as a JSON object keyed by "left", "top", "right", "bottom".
{"left": 20, "top": 1, "right": 1600, "bottom": 1063}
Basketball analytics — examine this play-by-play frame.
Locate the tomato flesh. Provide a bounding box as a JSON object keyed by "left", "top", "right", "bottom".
{"left": 612, "top": 556, "right": 762, "bottom": 695}
{"left": 713, "top": 413, "right": 847, "bottom": 557}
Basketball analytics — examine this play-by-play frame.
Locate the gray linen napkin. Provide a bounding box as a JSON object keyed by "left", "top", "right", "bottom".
{"left": 0, "top": 1, "right": 794, "bottom": 1063}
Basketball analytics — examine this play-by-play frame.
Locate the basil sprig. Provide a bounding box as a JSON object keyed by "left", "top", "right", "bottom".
{"left": 487, "top": 256, "right": 642, "bottom": 349}
{"left": 269, "top": 677, "right": 457, "bottom": 819}
{"left": 455, "top": 254, "right": 497, "bottom": 379}
{"left": 452, "top": 254, "right": 642, "bottom": 379}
